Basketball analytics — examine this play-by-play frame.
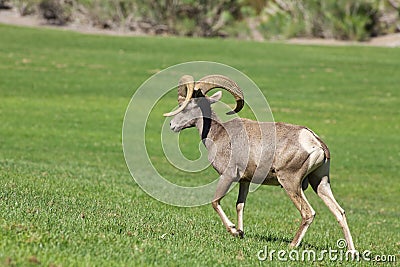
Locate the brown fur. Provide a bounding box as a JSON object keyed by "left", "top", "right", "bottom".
{"left": 168, "top": 91, "right": 355, "bottom": 251}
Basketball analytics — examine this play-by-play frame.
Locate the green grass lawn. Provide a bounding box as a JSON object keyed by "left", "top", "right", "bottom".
{"left": 0, "top": 24, "right": 399, "bottom": 266}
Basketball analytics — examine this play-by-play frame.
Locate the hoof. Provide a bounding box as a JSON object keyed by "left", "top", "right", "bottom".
{"left": 229, "top": 227, "right": 244, "bottom": 238}
{"left": 237, "top": 230, "right": 244, "bottom": 239}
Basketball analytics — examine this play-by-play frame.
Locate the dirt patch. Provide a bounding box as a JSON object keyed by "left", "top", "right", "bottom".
{"left": 1, "top": 9, "right": 400, "bottom": 47}
{"left": 0, "top": 9, "right": 44, "bottom": 27}
{"left": 0, "top": 9, "right": 144, "bottom": 37}
{"left": 287, "top": 35, "right": 400, "bottom": 47}
{"left": 367, "top": 33, "right": 400, "bottom": 47}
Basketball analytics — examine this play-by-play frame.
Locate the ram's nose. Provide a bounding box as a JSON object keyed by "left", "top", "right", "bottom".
{"left": 169, "top": 120, "right": 180, "bottom": 132}
{"left": 169, "top": 121, "right": 175, "bottom": 131}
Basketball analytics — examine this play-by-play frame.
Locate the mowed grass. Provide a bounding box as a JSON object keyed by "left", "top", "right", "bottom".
{"left": 0, "top": 24, "right": 399, "bottom": 266}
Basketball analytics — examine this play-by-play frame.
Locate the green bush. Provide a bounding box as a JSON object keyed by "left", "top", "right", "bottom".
{"left": 8, "top": 0, "right": 400, "bottom": 40}
{"left": 259, "top": 0, "right": 400, "bottom": 41}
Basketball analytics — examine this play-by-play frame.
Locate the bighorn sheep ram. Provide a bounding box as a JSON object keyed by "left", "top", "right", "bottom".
{"left": 163, "top": 75, "right": 355, "bottom": 251}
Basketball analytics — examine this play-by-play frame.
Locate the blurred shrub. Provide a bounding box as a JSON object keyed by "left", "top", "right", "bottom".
{"left": 53, "top": 0, "right": 251, "bottom": 36}
{"left": 11, "top": 0, "right": 40, "bottom": 15}
{"left": 0, "top": 0, "right": 13, "bottom": 9}
{"left": 38, "top": 0, "right": 73, "bottom": 25}
{"left": 7, "top": 0, "right": 400, "bottom": 40}
{"left": 132, "top": 0, "right": 245, "bottom": 37}
{"left": 259, "top": 0, "right": 400, "bottom": 41}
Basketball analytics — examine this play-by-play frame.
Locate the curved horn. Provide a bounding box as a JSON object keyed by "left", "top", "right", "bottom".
{"left": 196, "top": 75, "right": 244, "bottom": 114}
{"left": 163, "top": 75, "right": 194, "bottom": 117}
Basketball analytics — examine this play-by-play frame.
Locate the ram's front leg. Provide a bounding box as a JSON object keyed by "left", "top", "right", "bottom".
{"left": 212, "top": 176, "right": 240, "bottom": 236}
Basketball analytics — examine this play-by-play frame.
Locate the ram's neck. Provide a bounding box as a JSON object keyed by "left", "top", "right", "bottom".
{"left": 195, "top": 110, "right": 224, "bottom": 149}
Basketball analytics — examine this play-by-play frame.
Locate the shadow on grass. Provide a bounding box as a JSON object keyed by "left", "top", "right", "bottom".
{"left": 250, "top": 233, "right": 325, "bottom": 250}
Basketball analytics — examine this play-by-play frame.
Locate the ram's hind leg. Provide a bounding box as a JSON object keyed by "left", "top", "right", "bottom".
{"left": 279, "top": 173, "right": 316, "bottom": 248}
{"left": 308, "top": 160, "right": 355, "bottom": 251}
{"left": 236, "top": 182, "right": 250, "bottom": 238}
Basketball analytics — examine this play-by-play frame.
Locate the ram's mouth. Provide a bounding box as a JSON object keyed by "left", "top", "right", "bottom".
{"left": 169, "top": 122, "right": 182, "bottom": 132}
{"left": 170, "top": 126, "right": 181, "bottom": 132}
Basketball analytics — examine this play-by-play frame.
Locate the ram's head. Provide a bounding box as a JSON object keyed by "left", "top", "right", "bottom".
{"left": 164, "top": 75, "right": 244, "bottom": 132}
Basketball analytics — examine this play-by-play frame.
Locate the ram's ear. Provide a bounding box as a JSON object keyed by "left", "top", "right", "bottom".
{"left": 208, "top": 91, "right": 222, "bottom": 104}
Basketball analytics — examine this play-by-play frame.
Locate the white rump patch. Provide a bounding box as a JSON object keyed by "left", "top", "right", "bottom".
{"left": 299, "top": 128, "right": 325, "bottom": 171}
{"left": 298, "top": 128, "right": 320, "bottom": 154}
